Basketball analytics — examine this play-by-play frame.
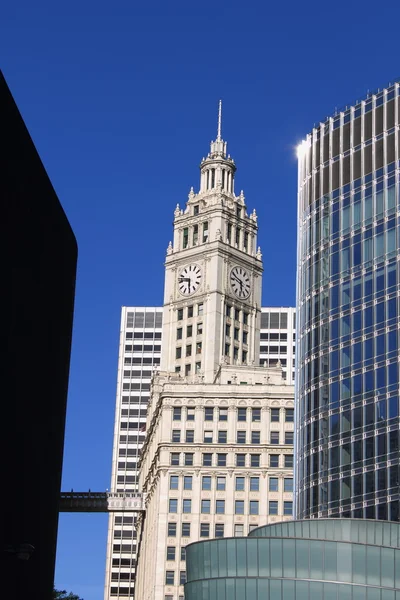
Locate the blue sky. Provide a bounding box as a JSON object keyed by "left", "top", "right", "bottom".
{"left": 1, "top": 1, "right": 400, "bottom": 598}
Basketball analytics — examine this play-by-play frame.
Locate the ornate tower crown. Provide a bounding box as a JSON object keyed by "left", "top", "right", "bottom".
{"left": 199, "top": 100, "right": 236, "bottom": 194}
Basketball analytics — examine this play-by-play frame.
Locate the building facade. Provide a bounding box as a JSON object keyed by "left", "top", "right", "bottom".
{"left": 296, "top": 80, "right": 400, "bottom": 520}
{"left": 106, "top": 106, "right": 294, "bottom": 600}
{"left": 104, "top": 306, "right": 295, "bottom": 599}
{"left": 185, "top": 518, "right": 400, "bottom": 600}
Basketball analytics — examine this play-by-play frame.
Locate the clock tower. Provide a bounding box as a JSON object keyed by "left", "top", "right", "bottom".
{"left": 160, "top": 101, "right": 263, "bottom": 382}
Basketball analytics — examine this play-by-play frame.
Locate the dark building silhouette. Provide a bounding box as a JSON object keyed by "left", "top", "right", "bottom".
{"left": 1, "top": 71, "right": 77, "bottom": 600}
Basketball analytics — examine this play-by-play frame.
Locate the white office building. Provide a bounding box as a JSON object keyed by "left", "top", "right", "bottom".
{"left": 104, "top": 105, "right": 295, "bottom": 600}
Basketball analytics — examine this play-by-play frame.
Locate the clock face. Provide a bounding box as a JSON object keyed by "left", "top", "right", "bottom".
{"left": 230, "top": 266, "right": 251, "bottom": 299}
{"left": 178, "top": 264, "right": 202, "bottom": 296}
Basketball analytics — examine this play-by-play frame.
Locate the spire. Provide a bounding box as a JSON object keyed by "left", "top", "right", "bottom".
{"left": 217, "top": 99, "right": 222, "bottom": 141}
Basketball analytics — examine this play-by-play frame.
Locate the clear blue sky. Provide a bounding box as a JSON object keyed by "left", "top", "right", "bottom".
{"left": 1, "top": 1, "right": 399, "bottom": 598}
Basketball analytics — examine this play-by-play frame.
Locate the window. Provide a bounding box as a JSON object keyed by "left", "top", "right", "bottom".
{"left": 237, "top": 407, "right": 247, "bottom": 422}
{"left": 196, "top": 342, "right": 202, "bottom": 354}
{"left": 204, "top": 430, "right": 213, "bottom": 443}
{"left": 226, "top": 304, "right": 231, "bottom": 317}
{"left": 166, "top": 546, "right": 175, "bottom": 561}
{"left": 236, "top": 454, "right": 246, "bottom": 467}
{"left": 187, "top": 407, "right": 195, "bottom": 421}
{"left": 235, "top": 308, "right": 240, "bottom": 321}
{"left": 172, "top": 430, "right": 181, "bottom": 443}
{"left": 237, "top": 431, "right": 246, "bottom": 444}
{"left": 284, "top": 501, "right": 293, "bottom": 515}
{"left": 186, "top": 325, "right": 193, "bottom": 338}
{"left": 200, "top": 523, "right": 209, "bottom": 537}
{"left": 235, "top": 500, "right": 244, "bottom": 514}
{"left": 188, "top": 306, "right": 193, "bottom": 318}
{"left": 185, "top": 430, "right": 194, "bottom": 443}
{"left": 193, "top": 224, "right": 198, "bottom": 245}
{"left": 269, "top": 501, "right": 278, "bottom": 515}
{"left": 195, "top": 361, "right": 201, "bottom": 374}
{"left": 243, "top": 331, "right": 248, "bottom": 345}
{"left": 269, "top": 477, "right": 279, "bottom": 491}
{"left": 184, "top": 476, "right": 192, "bottom": 490}
{"left": 202, "top": 476, "right": 211, "bottom": 490}
{"left": 243, "top": 312, "right": 249, "bottom": 325}
{"left": 186, "top": 345, "right": 192, "bottom": 357}
{"left": 251, "top": 431, "right": 260, "bottom": 444}
{"left": 252, "top": 408, "right": 261, "bottom": 422}
{"left": 217, "top": 453, "right": 227, "bottom": 466}
{"left": 244, "top": 231, "right": 249, "bottom": 251}
{"left": 284, "top": 478, "right": 293, "bottom": 492}
{"left": 250, "top": 454, "right": 260, "bottom": 467}
{"left": 270, "top": 432, "right": 280, "bottom": 444}
{"left": 198, "top": 303, "right": 204, "bottom": 316}
{"left": 250, "top": 477, "right": 259, "bottom": 491}
{"left": 168, "top": 522, "right": 177, "bottom": 536}
{"left": 219, "top": 407, "right": 228, "bottom": 421}
{"left": 173, "top": 407, "right": 182, "bottom": 421}
{"left": 201, "top": 499, "right": 210, "bottom": 513}
{"left": 197, "top": 322, "right": 203, "bottom": 335}
{"left": 215, "top": 430, "right": 226, "bottom": 445}
{"left": 285, "top": 454, "right": 293, "bottom": 468}
{"left": 285, "top": 408, "right": 294, "bottom": 422}
{"left": 184, "top": 453, "right": 193, "bottom": 466}
{"left": 236, "top": 477, "right": 245, "bottom": 491}
{"left": 205, "top": 407, "right": 214, "bottom": 421}
{"left": 225, "top": 343, "right": 230, "bottom": 356}
{"left": 285, "top": 432, "right": 294, "bottom": 445}
{"left": 170, "top": 476, "right": 179, "bottom": 490}
{"left": 203, "top": 453, "right": 212, "bottom": 466}
{"left": 169, "top": 499, "right": 178, "bottom": 513}
{"left": 177, "top": 327, "right": 183, "bottom": 340}
{"left": 271, "top": 408, "right": 280, "bottom": 422}
{"left": 234, "top": 524, "right": 244, "bottom": 537}
{"left": 270, "top": 455, "right": 279, "bottom": 467}
{"left": 171, "top": 453, "right": 180, "bottom": 466}
{"left": 242, "top": 350, "right": 248, "bottom": 363}
{"left": 216, "top": 500, "right": 225, "bottom": 514}
{"left": 175, "top": 366, "right": 181, "bottom": 373}
{"left": 179, "top": 571, "right": 186, "bottom": 585}
{"left": 215, "top": 524, "right": 224, "bottom": 538}
{"left": 217, "top": 476, "right": 226, "bottom": 491}
{"left": 234, "top": 327, "right": 239, "bottom": 340}
{"left": 185, "top": 363, "right": 191, "bottom": 376}
{"left": 225, "top": 324, "right": 231, "bottom": 337}
{"left": 177, "top": 308, "right": 183, "bottom": 321}
{"left": 181, "top": 523, "right": 190, "bottom": 537}
{"left": 193, "top": 204, "right": 199, "bottom": 216}
{"left": 180, "top": 547, "right": 186, "bottom": 561}
{"left": 183, "top": 228, "right": 188, "bottom": 249}
{"left": 233, "top": 347, "right": 239, "bottom": 360}
{"left": 250, "top": 500, "right": 259, "bottom": 515}
{"left": 202, "top": 222, "right": 209, "bottom": 243}
{"left": 165, "top": 571, "right": 174, "bottom": 585}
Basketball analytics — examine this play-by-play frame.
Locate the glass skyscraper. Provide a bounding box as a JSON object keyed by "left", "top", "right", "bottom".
{"left": 296, "top": 80, "right": 400, "bottom": 520}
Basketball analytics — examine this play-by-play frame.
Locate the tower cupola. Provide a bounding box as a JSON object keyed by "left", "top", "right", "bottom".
{"left": 199, "top": 100, "right": 236, "bottom": 194}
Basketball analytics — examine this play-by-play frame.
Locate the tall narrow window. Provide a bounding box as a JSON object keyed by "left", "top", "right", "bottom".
{"left": 183, "top": 228, "right": 189, "bottom": 249}
{"left": 227, "top": 223, "right": 232, "bottom": 243}
{"left": 211, "top": 169, "right": 215, "bottom": 188}
{"left": 222, "top": 169, "right": 225, "bottom": 189}
{"left": 236, "top": 228, "right": 240, "bottom": 246}
{"left": 193, "top": 225, "right": 198, "bottom": 246}
{"left": 244, "top": 231, "right": 249, "bottom": 251}
{"left": 202, "top": 222, "right": 209, "bottom": 243}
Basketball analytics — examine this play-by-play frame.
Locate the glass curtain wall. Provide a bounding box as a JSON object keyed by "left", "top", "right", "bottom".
{"left": 296, "top": 81, "right": 400, "bottom": 520}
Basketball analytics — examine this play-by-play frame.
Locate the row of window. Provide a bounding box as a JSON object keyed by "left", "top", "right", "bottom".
{"left": 175, "top": 342, "right": 202, "bottom": 357}
{"left": 165, "top": 569, "right": 186, "bottom": 586}
{"left": 170, "top": 449, "right": 293, "bottom": 467}
{"left": 126, "top": 331, "right": 162, "bottom": 340}
{"left": 124, "top": 344, "right": 161, "bottom": 352}
{"left": 168, "top": 498, "right": 293, "bottom": 516}
{"left": 169, "top": 475, "right": 293, "bottom": 492}
{"left": 225, "top": 305, "right": 249, "bottom": 323}
{"left": 172, "top": 406, "right": 294, "bottom": 422}
{"left": 171, "top": 429, "right": 293, "bottom": 445}
{"left": 182, "top": 222, "right": 209, "bottom": 249}
{"left": 124, "top": 357, "right": 160, "bottom": 365}
{"left": 177, "top": 304, "right": 203, "bottom": 320}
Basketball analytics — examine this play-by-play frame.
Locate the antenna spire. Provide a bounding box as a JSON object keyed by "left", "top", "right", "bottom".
{"left": 217, "top": 99, "right": 222, "bottom": 140}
